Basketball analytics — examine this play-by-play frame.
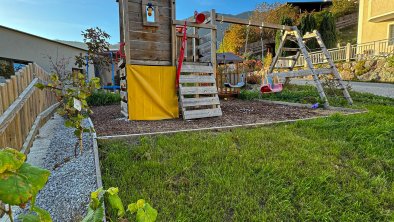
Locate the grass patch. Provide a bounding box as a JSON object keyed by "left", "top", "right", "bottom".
{"left": 87, "top": 90, "right": 121, "bottom": 106}
{"left": 99, "top": 87, "right": 394, "bottom": 221}
{"left": 240, "top": 84, "right": 394, "bottom": 107}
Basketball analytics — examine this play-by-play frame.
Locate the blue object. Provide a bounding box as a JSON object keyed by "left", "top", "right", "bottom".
{"left": 110, "top": 52, "right": 116, "bottom": 92}
{"left": 311, "top": 103, "right": 319, "bottom": 109}
{"left": 224, "top": 81, "right": 245, "bottom": 88}
{"left": 102, "top": 85, "right": 120, "bottom": 90}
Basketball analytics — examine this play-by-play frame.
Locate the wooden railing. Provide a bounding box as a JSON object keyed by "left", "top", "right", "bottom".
{"left": 279, "top": 38, "right": 394, "bottom": 68}
{"left": 0, "top": 63, "right": 58, "bottom": 153}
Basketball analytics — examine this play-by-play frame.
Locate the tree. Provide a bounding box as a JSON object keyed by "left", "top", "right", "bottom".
{"left": 0, "top": 59, "right": 14, "bottom": 79}
{"left": 275, "top": 17, "right": 294, "bottom": 54}
{"left": 331, "top": 0, "right": 359, "bottom": 17}
{"left": 75, "top": 27, "right": 111, "bottom": 80}
{"left": 299, "top": 13, "right": 319, "bottom": 50}
{"left": 319, "top": 12, "right": 337, "bottom": 49}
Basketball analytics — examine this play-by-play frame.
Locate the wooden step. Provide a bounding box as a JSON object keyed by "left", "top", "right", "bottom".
{"left": 179, "top": 75, "right": 216, "bottom": 84}
{"left": 180, "top": 86, "right": 218, "bottom": 95}
{"left": 278, "top": 57, "right": 297, "bottom": 61}
{"left": 282, "top": 47, "right": 300, "bottom": 52}
{"left": 181, "top": 65, "right": 214, "bottom": 73}
{"left": 183, "top": 108, "right": 222, "bottom": 120}
{"left": 121, "top": 101, "right": 128, "bottom": 117}
{"left": 182, "top": 97, "right": 220, "bottom": 107}
{"left": 303, "top": 33, "right": 317, "bottom": 39}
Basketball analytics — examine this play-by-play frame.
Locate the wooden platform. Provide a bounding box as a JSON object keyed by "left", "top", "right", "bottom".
{"left": 178, "top": 64, "right": 222, "bottom": 120}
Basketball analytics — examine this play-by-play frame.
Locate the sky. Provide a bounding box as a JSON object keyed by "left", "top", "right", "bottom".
{"left": 0, "top": 0, "right": 287, "bottom": 44}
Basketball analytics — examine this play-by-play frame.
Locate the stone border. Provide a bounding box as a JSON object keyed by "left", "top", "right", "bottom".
{"left": 97, "top": 110, "right": 367, "bottom": 140}
{"left": 87, "top": 117, "right": 106, "bottom": 222}
{"left": 20, "top": 102, "right": 60, "bottom": 154}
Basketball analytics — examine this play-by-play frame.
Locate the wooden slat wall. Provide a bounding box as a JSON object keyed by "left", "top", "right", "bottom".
{"left": 0, "top": 63, "right": 57, "bottom": 151}
{"left": 127, "top": 0, "right": 173, "bottom": 64}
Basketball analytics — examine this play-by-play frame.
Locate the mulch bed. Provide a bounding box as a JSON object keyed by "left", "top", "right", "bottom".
{"left": 91, "top": 99, "right": 335, "bottom": 136}
{"left": 91, "top": 99, "right": 339, "bottom": 136}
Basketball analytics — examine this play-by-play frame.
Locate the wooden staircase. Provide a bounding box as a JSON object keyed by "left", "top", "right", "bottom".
{"left": 178, "top": 63, "right": 222, "bottom": 120}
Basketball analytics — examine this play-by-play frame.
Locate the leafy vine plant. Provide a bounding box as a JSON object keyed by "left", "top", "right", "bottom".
{"left": 83, "top": 187, "right": 158, "bottom": 222}
{"left": 0, "top": 148, "right": 51, "bottom": 222}
{"left": 36, "top": 27, "right": 110, "bottom": 156}
{"left": 36, "top": 73, "right": 100, "bottom": 156}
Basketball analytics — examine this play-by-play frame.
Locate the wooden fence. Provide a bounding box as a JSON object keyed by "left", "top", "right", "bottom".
{"left": 0, "top": 63, "right": 58, "bottom": 153}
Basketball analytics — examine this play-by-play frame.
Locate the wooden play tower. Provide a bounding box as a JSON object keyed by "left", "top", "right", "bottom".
{"left": 117, "top": 0, "right": 352, "bottom": 120}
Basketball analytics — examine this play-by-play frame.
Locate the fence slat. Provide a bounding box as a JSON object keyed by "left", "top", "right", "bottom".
{"left": 0, "top": 63, "right": 57, "bottom": 151}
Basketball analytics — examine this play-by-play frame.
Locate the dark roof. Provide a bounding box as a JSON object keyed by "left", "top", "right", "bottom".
{"left": 217, "top": 53, "right": 243, "bottom": 64}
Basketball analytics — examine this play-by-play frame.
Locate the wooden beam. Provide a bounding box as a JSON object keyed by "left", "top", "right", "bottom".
{"left": 0, "top": 78, "right": 38, "bottom": 133}
{"left": 215, "top": 14, "right": 295, "bottom": 31}
{"left": 173, "top": 20, "right": 217, "bottom": 29}
{"left": 176, "top": 33, "right": 199, "bottom": 38}
{"left": 267, "top": 68, "right": 333, "bottom": 78}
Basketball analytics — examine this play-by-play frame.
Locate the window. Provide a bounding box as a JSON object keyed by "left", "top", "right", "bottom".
{"left": 142, "top": 0, "right": 159, "bottom": 27}
{"left": 389, "top": 24, "right": 394, "bottom": 45}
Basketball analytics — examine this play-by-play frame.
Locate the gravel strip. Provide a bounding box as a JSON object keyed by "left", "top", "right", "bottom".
{"left": 17, "top": 115, "right": 97, "bottom": 222}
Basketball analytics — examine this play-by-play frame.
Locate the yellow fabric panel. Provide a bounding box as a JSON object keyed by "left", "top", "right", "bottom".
{"left": 127, "top": 65, "right": 179, "bottom": 120}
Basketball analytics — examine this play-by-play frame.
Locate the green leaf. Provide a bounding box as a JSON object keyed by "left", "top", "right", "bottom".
{"left": 0, "top": 171, "right": 32, "bottom": 205}
{"left": 74, "top": 129, "right": 82, "bottom": 137}
{"left": 32, "top": 205, "right": 52, "bottom": 222}
{"left": 18, "top": 163, "right": 50, "bottom": 195}
{"left": 136, "top": 199, "right": 145, "bottom": 208}
{"left": 50, "top": 74, "right": 59, "bottom": 83}
{"left": 64, "top": 120, "right": 74, "bottom": 128}
{"left": 34, "top": 83, "right": 45, "bottom": 90}
{"left": 82, "top": 205, "right": 104, "bottom": 222}
{"left": 106, "top": 187, "right": 119, "bottom": 195}
{"left": 107, "top": 191, "right": 125, "bottom": 217}
{"left": 0, "top": 163, "right": 50, "bottom": 206}
{"left": 19, "top": 213, "right": 41, "bottom": 222}
{"left": 0, "top": 148, "right": 26, "bottom": 173}
{"left": 128, "top": 203, "right": 138, "bottom": 213}
{"left": 136, "top": 203, "right": 158, "bottom": 222}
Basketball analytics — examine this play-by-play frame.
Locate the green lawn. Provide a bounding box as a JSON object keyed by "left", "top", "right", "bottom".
{"left": 99, "top": 87, "right": 394, "bottom": 221}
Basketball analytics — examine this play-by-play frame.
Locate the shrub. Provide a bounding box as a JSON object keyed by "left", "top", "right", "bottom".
{"left": 387, "top": 55, "right": 394, "bottom": 67}
{"left": 87, "top": 90, "right": 121, "bottom": 106}
{"left": 246, "top": 72, "right": 262, "bottom": 84}
{"left": 355, "top": 60, "right": 368, "bottom": 76}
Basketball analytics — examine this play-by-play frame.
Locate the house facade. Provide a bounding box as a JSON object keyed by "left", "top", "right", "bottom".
{"left": 0, "top": 25, "right": 95, "bottom": 79}
{"left": 357, "top": 0, "right": 394, "bottom": 44}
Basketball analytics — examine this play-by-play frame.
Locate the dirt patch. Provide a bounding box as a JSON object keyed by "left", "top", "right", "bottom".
{"left": 90, "top": 99, "right": 341, "bottom": 136}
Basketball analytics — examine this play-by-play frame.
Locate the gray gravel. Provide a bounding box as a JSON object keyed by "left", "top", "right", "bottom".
{"left": 17, "top": 115, "right": 97, "bottom": 222}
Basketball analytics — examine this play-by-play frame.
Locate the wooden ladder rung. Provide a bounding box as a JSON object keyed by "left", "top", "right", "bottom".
{"left": 179, "top": 86, "right": 218, "bottom": 95}
{"left": 179, "top": 75, "right": 216, "bottom": 84}
{"left": 278, "top": 57, "right": 297, "bottom": 61}
{"left": 282, "top": 47, "right": 300, "bottom": 52}
{"left": 182, "top": 97, "right": 220, "bottom": 107}
{"left": 181, "top": 65, "right": 214, "bottom": 73}
{"left": 183, "top": 108, "right": 222, "bottom": 120}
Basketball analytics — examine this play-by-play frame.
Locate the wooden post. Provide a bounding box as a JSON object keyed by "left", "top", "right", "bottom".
{"left": 346, "top": 42, "right": 352, "bottom": 62}
{"left": 171, "top": 0, "right": 176, "bottom": 66}
{"left": 210, "top": 9, "right": 217, "bottom": 78}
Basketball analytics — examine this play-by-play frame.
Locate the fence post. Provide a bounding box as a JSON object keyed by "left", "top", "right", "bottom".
{"left": 346, "top": 43, "right": 352, "bottom": 62}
